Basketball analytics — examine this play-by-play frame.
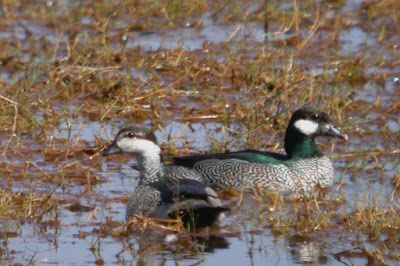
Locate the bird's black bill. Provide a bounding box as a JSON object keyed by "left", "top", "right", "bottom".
{"left": 101, "top": 142, "right": 122, "bottom": 156}
{"left": 325, "top": 124, "right": 348, "bottom": 141}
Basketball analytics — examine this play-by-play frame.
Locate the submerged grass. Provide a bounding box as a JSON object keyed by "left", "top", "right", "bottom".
{"left": 0, "top": 187, "right": 58, "bottom": 221}
{"left": 0, "top": 0, "right": 400, "bottom": 264}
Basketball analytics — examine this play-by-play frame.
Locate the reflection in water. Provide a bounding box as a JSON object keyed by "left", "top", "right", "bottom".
{"left": 137, "top": 256, "right": 166, "bottom": 266}
{"left": 287, "top": 235, "right": 329, "bottom": 264}
{"left": 120, "top": 231, "right": 229, "bottom": 266}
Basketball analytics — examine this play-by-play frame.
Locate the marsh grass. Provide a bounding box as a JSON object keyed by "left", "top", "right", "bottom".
{"left": 0, "top": 188, "right": 58, "bottom": 221}
{"left": 0, "top": 0, "right": 399, "bottom": 264}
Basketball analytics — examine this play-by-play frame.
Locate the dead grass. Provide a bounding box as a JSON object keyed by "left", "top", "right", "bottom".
{"left": 0, "top": 0, "right": 399, "bottom": 264}
{"left": 0, "top": 188, "right": 58, "bottom": 220}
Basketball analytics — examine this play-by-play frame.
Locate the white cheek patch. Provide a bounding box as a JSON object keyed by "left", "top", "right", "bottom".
{"left": 294, "top": 119, "right": 319, "bottom": 135}
{"left": 117, "top": 138, "right": 161, "bottom": 155}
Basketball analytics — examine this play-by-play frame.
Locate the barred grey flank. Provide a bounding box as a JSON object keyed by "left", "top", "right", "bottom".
{"left": 192, "top": 156, "right": 333, "bottom": 195}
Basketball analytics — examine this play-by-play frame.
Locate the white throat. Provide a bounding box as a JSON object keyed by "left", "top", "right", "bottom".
{"left": 117, "top": 138, "right": 161, "bottom": 155}
{"left": 117, "top": 138, "right": 163, "bottom": 183}
{"left": 294, "top": 119, "right": 319, "bottom": 136}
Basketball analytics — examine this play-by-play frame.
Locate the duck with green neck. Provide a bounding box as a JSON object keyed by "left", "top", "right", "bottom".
{"left": 172, "top": 107, "right": 348, "bottom": 195}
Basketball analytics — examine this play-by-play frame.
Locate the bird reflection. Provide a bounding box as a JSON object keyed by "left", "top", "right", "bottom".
{"left": 287, "top": 235, "right": 329, "bottom": 264}
{"left": 120, "top": 231, "right": 229, "bottom": 266}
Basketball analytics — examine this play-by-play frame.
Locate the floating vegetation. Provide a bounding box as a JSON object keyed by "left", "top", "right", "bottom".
{"left": 0, "top": 0, "right": 399, "bottom": 264}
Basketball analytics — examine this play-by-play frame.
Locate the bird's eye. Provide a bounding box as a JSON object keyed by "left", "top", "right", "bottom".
{"left": 127, "top": 132, "right": 135, "bottom": 138}
{"left": 313, "top": 114, "right": 319, "bottom": 119}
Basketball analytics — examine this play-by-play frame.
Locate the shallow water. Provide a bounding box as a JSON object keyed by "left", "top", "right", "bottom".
{"left": 1, "top": 0, "right": 400, "bottom": 265}
{"left": 2, "top": 115, "right": 398, "bottom": 264}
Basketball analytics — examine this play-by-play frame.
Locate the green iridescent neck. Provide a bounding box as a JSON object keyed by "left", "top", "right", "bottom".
{"left": 284, "top": 127, "right": 323, "bottom": 159}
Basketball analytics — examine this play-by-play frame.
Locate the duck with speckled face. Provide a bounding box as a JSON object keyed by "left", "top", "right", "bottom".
{"left": 173, "top": 107, "right": 348, "bottom": 195}
{"left": 101, "top": 126, "right": 228, "bottom": 228}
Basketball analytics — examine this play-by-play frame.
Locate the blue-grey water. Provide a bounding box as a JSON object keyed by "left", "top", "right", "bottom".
{"left": 1, "top": 0, "right": 400, "bottom": 265}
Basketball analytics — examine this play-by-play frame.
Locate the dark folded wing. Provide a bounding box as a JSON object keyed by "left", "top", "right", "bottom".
{"left": 172, "top": 150, "right": 288, "bottom": 167}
